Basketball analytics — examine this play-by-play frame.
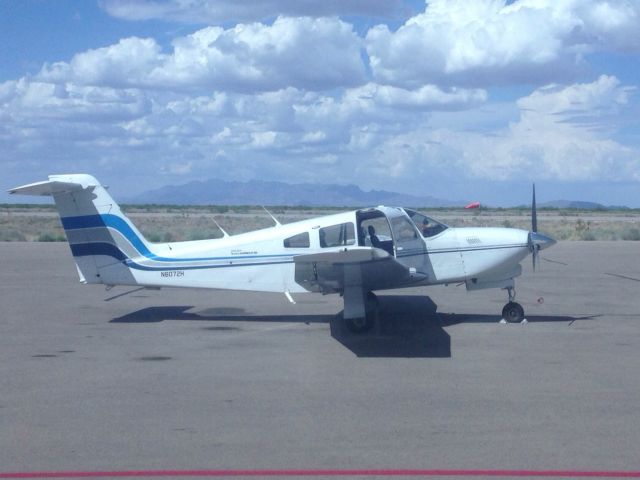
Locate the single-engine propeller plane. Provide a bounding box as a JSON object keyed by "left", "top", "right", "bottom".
{"left": 10, "top": 174, "right": 555, "bottom": 332}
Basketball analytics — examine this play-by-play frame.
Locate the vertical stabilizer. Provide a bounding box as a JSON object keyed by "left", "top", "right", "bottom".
{"left": 9, "top": 174, "right": 148, "bottom": 286}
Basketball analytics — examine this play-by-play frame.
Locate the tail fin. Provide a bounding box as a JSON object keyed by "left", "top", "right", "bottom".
{"left": 9, "top": 174, "right": 148, "bottom": 286}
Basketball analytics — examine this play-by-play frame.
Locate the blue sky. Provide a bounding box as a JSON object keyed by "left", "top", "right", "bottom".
{"left": 1, "top": 0, "right": 639, "bottom": 206}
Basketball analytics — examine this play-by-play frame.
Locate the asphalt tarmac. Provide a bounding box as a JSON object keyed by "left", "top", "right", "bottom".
{"left": 1, "top": 241, "right": 639, "bottom": 478}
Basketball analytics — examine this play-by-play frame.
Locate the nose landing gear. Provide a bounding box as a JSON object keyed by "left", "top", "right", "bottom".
{"left": 502, "top": 287, "right": 525, "bottom": 323}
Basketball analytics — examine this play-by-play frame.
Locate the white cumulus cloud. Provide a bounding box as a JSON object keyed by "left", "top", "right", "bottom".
{"left": 366, "top": 0, "right": 640, "bottom": 88}
{"left": 376, "top": 76, "right": 640, "bottom": 183}
{"left": 39, "top": 17, "right": 366, "bottom": 93}
{"left": 0, "top": 79, "right": 151, "bottom": 122}
{"left": 517, "top": 74, "right": 634, "bottom": 122}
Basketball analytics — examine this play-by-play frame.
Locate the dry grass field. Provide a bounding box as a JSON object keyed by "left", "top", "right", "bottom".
{"left": 1, "top": 204, "right": 639, "bottom": 242}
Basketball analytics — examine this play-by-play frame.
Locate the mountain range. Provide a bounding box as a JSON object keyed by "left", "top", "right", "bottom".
{"left": 125, "top": 178, "right": 629, "bottom": 209}
{"left": 126, "top": 178, "right": 461, "bottom": 207}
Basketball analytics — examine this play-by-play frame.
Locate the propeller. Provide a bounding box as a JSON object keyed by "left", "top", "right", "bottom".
{"left": 528, "top": 183, "right": 556, "bottom": 270}
{"left": 530, "top": 183, "right": 538, "bottom": 270}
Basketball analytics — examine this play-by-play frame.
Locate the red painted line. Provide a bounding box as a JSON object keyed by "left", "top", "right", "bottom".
{"left": 1, "top": 470, "right": 640, "bottom": 478}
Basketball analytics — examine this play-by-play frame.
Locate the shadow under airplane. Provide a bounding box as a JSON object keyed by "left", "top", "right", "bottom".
{"left": 110, "top": 294, "right": 596, "bottom": 358}
{"left": 439, "top": 312, "right": 602, "bottom": 327}
{"left": 111, "top": 305, "right": 333, "bottom": 325}
{"left": 330, "top": 295, "right": 451, "bottom": 358}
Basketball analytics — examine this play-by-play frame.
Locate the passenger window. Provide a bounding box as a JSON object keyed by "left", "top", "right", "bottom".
{"left": 283, "top": 232, "right": 310, "bottom": 248}
{"left": 319, "top": 223, "right": 355, "bottom": 248}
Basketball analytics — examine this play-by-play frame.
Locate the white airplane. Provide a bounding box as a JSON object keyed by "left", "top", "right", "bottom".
{"left": 10, "top": 174, "right": 555, "bottom": 332}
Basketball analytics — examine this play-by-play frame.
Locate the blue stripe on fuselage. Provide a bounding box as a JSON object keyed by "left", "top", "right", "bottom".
{"left": 60, "top": 213, "right": 292, "bottom": 264}
{"left": 68, "top": 241, "right": 293, "bottom": 271}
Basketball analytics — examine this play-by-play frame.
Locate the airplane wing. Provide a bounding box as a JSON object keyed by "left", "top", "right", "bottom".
{"left": 293, "top": 247, "right": 426, "bottom": 294}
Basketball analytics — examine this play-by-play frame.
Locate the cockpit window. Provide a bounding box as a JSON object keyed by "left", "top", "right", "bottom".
{"left": 405, "top": 209, "right": 448, "bottom": 238}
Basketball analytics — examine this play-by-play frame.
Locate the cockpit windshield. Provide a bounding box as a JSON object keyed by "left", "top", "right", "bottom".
{"left": 405, "top": 209, "right": 448, "bottom": 238}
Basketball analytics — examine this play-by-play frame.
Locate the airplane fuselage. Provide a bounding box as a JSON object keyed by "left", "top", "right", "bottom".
{"left": 71, "top": 207, "right": 534, "bottom": 296}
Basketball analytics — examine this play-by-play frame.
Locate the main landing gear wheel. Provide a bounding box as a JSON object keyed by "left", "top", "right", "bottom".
{"left": 345, "top": 315, "right": 373, "bottom": 333}
{"left": 345, "top": 292, "right": 378, "bottom": 333}
{"left": 502, "top": 301, "right": 525, "bottom": 323}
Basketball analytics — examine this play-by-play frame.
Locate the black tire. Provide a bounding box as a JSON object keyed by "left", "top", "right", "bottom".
{"left": 345, "top": 315, "right": 374, "bottom": 333}
{"left": 344, "top": 292, "right": 378, "bottom": 333}
{"left": 502, "top": 301, "right": 525, "bottom": 323}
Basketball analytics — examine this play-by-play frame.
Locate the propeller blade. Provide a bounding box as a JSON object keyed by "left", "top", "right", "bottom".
{"left": 532, "top": 182, "right": 537, "bottom": 233}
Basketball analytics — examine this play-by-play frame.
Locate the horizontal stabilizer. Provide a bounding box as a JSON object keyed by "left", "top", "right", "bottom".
{"left": 9, "top": 176, "right": 97, "bottom": 196}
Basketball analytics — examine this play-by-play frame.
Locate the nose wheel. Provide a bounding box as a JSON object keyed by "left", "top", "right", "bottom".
{"left": 502, "top": 287, "right": 525, "bottom": 323}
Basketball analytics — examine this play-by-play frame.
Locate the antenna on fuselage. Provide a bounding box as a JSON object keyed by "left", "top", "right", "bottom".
{"left": 210, "top": 217, "right": 230, "bottom": 238}
{"left": 262, "top": 206, "right": 282, "bottom": 227}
